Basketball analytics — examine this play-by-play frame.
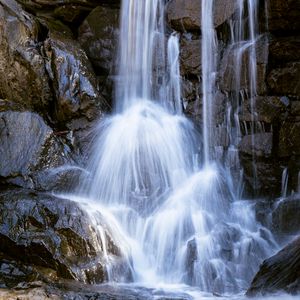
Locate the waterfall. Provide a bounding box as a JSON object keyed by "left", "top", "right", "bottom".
{"left": 76, "top": 0, "right": 277, "bottom": 296}
{"left": 201, "top": 0, "right": 217, "bottom": 164}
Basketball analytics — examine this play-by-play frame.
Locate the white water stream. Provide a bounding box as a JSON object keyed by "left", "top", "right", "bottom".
{"left": 70, "top": 0, "right": 280, "bottom": 297}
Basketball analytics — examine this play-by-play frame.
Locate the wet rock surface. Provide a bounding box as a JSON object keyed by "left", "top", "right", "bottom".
{"left": 0, "top": 189, "right": 133, "bottom": 286}
{"left": 272, "top": 193, "right": 300, "bottom": 235}
{"left": 0, "top": 110, "right": 74, "bottom": 190}
{"left": 247, "top": 236, "right": 300, "bottom": 296}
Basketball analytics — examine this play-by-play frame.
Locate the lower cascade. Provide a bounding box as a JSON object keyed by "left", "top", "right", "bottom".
{"left": 72, "top": 0, "right": 279, "bottom": 296}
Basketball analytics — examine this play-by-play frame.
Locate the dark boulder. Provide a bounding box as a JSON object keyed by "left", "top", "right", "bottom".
{"left": 42, "top": 19, "right": 107, "bottom": 124}
{"left": 247, "top": 236, "right": 300, "bottom": 296}
{"left": 16, "top": 0, "right": 120, "bottom": 24}
{"left": 78, "top": 6, "right": 119, "bottom": 76}
{"left": 239, "top": 133, "right": 273, "bottom": 157}
{"left": 0, "top": 190, "right": 133, "bottom": 286}
{"left": 278, "top": 121, "right": 300, "bottom": 157}
{"left": 0, "top": 110, "right": 75, "bottom": 189}
{"left": 0, "top": 0, "right": 53, "bottom": 113}
{"left": 269, "top": 36, "right": 300, "bottom": 64}
{"left": 267, "top": 63, "right": 300, "bottom": 97}
{"left": 272, "top": 194, "right": 300, "bottom": 235}
{"left": 267, "top": 0, "right": 300, "bottom": 33}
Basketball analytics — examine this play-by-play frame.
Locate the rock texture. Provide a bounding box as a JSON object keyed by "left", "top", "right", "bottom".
{"left": 0, "top": 190, "right": 133, "bottom": 287}
{"left": 247, "top": 236, "right": 300, "bottom": 296}
{"left": 0, "top": 110, "right": 74, "bottom": 190}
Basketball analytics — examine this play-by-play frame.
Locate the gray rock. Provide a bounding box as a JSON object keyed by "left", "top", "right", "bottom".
{"left": 0, "top": 110, "right": 72, "bottom": 189}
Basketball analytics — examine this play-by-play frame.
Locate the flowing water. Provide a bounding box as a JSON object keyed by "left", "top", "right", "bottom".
{"left": 72, "top": 0, "right": 281, "bottom": 298}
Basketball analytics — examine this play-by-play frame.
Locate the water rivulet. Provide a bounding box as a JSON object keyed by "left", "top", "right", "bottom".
{"left": 77, "top": 0, "right": 277, "bottom": 295}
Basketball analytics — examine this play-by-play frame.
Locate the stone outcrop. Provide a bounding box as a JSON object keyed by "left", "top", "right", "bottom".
{"left": 272, "top": 193, "right": 300, "bottom": 235}
{"left": 0, "top": 110, "right": 74, "bottom": 190}
{"left": 0, "top": 190, "right": 133, "bottom": 287}
{"left": 166, "top": 0, "right": 238, "bottom": 31}
{"left": 247, "top": 236, "right": 300, "bottom": 296}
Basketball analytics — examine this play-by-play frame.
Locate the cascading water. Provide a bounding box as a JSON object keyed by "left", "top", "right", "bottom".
{"left": 75, "top": 0, "right": 278, "bottom": 297}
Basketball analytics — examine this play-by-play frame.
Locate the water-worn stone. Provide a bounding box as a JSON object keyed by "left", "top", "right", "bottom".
{"left": 78, "top": 6, "right": 119, "bottom": 76}
{"left": 0, "top": 110, "right": 72, "bottom": 189}
{"left": 219, "top": 35, "right": 268, "bottom": 95}
{"left": 267, "top": 63, "right": 300, "bottom": 97}
{"left": 247, "top": 236, "right": 300, "bottom": 296}
{"left": 0, "top": 0, "right": 52, "bottom": 113}
{"left": 272, "top": 194, "right": 300, "bottom": 235}
{"left": 43, "top": 20, "right": 107, "bottom": 124}
{"left": 0, "top": 190, "right": 133, "bottom": 286}
{"left": 166, "top": 0, "right": 238, "bottom": 32}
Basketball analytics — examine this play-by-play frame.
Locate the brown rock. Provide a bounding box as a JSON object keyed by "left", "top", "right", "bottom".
{"left": 0, "top": 0, "right": 52, "bottom": 113}
{"left": 78, "top": 6, "right": 119, "bottom": 75}
{"left": 180, "top": 38, "right": 201, "bottom": 76}
{"left": 166, "top": 0, "right": 238, "bottom": 32}
{"left": 278, "top": 121, "right": 300, "bottom": 157}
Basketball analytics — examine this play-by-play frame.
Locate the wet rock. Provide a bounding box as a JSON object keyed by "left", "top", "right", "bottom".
{"left": 0, "top": 281, "right": 193, "bottom": 300}
{"left": 219, "top": 35, "right": 268, "bottom": 95}
{"left": 267, "top": 0, "right": 300, "bottom": 33}
{"left": 240, "top": 156, "right": 282, "bottom": 198}
{"left": 272, "top": 194, "right": 300, "bottom": 235}
{"left": 16, "top": 0, "right": 120, "bottom": 24}
{"left": 180, "top": 38, "right": 201, "bottom": 76}
{"left": 267, "top": 63, "right": 300, "bottom": 97}
{"left": 78, "top": 6, "right": 119, "bottom": 76}
{"left": 166, "top": 0, "right": 238, "bottom": 32}
{"left": 247, "top": 236, "right": 300, "bottom": 296}
{"left": 278, "top": 121, "right": 300, "bottom": 157}
{"left": 239, "top": 96, "right": 286, "bottom": 123}
{"left": 0, "top": 189, "right": 133, "bottom": 285}
{"left": 269, "top": 36, "right": 300, "bottom": 64}
{"left": 239, "top": 133, "right": 273, "bottom": 157}
{"left": 0, "top": 110, "right": 74, "bottom": 189}
{"left": 0, "top": 0, "right": 52, "bottom": 113}
{"left": 42, "top": 19, "right": 107, "bottom": 124}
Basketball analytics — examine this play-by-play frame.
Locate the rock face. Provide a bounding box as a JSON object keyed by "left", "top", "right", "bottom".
{"left": 0, "top": 0, "right": 52, "bottom": 113}
{"left": 0, "top": 190, "right": 133, "bottom": 287}
{"left": 166, "top": 0, "right": 238, "bottom": 31}
{"left": 0, "top": 110, "right": 74, "bottom": 190}
{"left": 247, "top": 237, "right": 300, "bottom": 296}
{"left": 272, "top": 194, "right": 300, "bottom": 235}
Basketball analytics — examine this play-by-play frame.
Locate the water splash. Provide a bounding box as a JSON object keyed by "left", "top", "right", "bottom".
{"left": 76, "top": 0, "right": 277, "bottom": 296}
